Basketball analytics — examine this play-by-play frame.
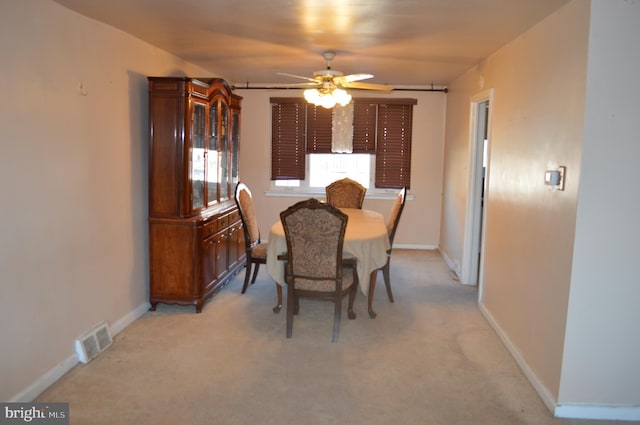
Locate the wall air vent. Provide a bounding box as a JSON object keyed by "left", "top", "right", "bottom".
{"left": 75, "top": 322, "right": 113, "bottom": 364}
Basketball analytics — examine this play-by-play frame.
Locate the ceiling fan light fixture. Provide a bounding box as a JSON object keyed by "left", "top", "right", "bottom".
{"left": 333, "top": 88, "right": 351, "bottom": 105}
{"left": 304, "top": 87, "right": 351, "bottom": 109}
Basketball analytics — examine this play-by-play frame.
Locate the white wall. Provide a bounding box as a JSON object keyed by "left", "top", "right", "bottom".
{"left": 441, "top": 0, "right": 640, "bottom": 418}
{"left": 0, "top": 0, "right": 446, "bottom": 402}
{"left": 0, "top": 0, "right": 211, "bottom": 401}
{"left": 234, "top": 89, "right": 447, "bottom": 248}
{"left": 440, "top": 0, "right": 589, "bottom": 404}
{"left": 558, "top": 0, "right": 640, "bottom": 414}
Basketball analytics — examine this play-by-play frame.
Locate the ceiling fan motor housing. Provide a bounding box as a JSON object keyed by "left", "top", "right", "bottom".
{"left": 314, "top": 69, "right": 343, "bottom": 78}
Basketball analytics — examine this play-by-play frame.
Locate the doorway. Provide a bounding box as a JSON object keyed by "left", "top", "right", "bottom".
{"left": 460, "top": 90, "right": 492, "bottom": 288}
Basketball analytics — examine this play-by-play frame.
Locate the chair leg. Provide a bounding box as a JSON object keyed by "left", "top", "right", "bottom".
{"left": 273, "top": 283, "right": 283, "bottom": 313}
{"left": 382, "top": 260, "right": 394, "bottom": 303}
{"left": 251, "top": 263, "right": 260, "bottom": 284}
{"left": 286, "top": 284, "right": 294, "bottom": 338}
{"left": 368, "top": 270, "right": 378, "bottom": 319}
{"left": 347, "top": 283, "right": 357, "bottom": 320}
{"left": 241, "top": 261, "right": 252, "bottom": 294}
{"left": 332, "top": 293, "right": 342, "bottom": 343}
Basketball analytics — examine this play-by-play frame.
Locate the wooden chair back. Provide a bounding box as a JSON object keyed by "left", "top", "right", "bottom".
{"left": 280, "top": 198, "right": 357, "bottom": 342}
{"left": 325, "top": 177, "right": 366, "bottom": 209}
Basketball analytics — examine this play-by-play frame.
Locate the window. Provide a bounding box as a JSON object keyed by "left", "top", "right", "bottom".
{"left": 273, "top": 154, "right": 370, "bottom": 191}
{"left": 270, "top": 97, "right": 416, "bottom": 192}
{"left": 309, "top": 154, "right": 370, "bottom": 188}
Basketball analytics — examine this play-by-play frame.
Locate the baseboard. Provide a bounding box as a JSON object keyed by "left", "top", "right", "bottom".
{"left": 9, "top": 352, "right": 80, "bottom": 403}
{"left": 437, "top": 248, "right": 461, "bottom": 280}
{"left": 10, "top": 301, "right": 150, "bottom": 402}
{"left": 478, "top": 302, "right": 640, "bottom": 421}
{"left": 477, "top": 301, "right": 558, "bottom": 414}
{"left": 393, "top": 243, "right": 438, "bottom": 250}
{"left": 110, "top": 302, "right": 151, "bottom": 335}
{"left": 555, "top": 404, "right": 640, "bottom": 421}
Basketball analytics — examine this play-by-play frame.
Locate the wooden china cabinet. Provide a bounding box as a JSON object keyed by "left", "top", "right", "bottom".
{"left": 147, "top": 77, "right": 244, "bottom": 312}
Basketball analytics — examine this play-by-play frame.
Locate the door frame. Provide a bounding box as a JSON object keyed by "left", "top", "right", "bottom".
{"left": 460, "top": 89, "right": 493, "bottom": 290}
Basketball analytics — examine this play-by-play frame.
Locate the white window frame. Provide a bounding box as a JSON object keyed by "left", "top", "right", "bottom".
{"left": 267, "top": 153, "right": 401, "bottom": 199}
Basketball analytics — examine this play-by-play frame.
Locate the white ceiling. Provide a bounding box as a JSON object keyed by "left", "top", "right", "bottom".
{"left": 52, "top": 0, "right": 570, "bottom": 88}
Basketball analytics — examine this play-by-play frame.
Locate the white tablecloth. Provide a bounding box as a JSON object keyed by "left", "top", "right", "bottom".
{"left": 267, "top": 208, "right": 391, "bottom": 295}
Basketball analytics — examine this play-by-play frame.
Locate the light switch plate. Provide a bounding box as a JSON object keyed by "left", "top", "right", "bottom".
{"left": 545, "top": 170, "right": 561, "bottom": 185}
{"left": 545, "top": 166, "right": 566, "bottom": 191}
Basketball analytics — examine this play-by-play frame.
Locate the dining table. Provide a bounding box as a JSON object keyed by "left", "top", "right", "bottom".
{"left": 267, "top": 207, "right": 391, "bottom": 318}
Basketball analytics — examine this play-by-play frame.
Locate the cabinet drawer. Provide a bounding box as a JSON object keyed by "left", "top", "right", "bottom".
{"left": 202, "top": 219, "right": 220, "bottom": 238}
{"left": 218, "top": 213, "right": 230, "bottom": 228}
{"left": 226, "top": 210, "right": 240, "bottom": 224}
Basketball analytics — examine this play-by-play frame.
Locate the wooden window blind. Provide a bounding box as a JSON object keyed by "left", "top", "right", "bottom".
{"left": 352, "top": 99, "right": 378, "bottom": 153}
{"left": 270, "top": 98, "right": 306, "bottom": 180}
{"left": 375, "top": 102, "right": 414, "bottom": 189}
{"left": 306, "top": 105, "right": 333, "bottom": 153}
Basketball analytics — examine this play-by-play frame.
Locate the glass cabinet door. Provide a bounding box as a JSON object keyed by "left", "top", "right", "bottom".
{"left": 190, "top": 102, "right": 206, "bottom": 210}
{"left": 207, "top": 101, "right": 219, "bottom": 205}
{"left": 231, "top": 109, "right": 240, "bottom": 188}
{"left": 218, "top": 101, "right": 229, "bottom": 201}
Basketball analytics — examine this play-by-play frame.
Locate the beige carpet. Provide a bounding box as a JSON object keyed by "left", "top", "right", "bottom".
{"left": 37, "top": 250, "right": 624, "bottom": 425}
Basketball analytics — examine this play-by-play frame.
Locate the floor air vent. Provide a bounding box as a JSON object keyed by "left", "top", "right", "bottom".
{"left": 75, "top": 322, "right": 113, "bottom": 363}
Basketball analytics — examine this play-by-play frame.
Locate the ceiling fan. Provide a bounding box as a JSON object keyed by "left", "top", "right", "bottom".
{"left": 278, "top": 51, "right": 393, "bottom": 108}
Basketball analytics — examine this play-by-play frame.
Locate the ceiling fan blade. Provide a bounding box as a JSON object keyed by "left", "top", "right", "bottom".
{"left": 277, "top": 72, "right": 318, "bottom": 83}
{"left": 336, "top": 73, "right": 374, "bottom": 83}
{"left": 342, "top": 81, "right": 394, "bottom": 91}
{"left": 265, "top": 82, "right": 321, "bottom": 89}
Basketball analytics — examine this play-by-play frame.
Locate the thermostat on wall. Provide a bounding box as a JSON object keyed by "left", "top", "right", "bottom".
{"left": 545, "top": 166, "right": 566, "bottom": 191}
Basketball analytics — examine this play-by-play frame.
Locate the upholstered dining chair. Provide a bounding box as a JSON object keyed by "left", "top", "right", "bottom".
{"left": 378, "top": 187, "right": 407, "bottom": 303}
{"left": 325, "top": 177, "right": 366, "bottom": 209}
{"left": 280, "top": 198, "right": 358, "bottom": 342}
{"left": 234, "top": 182, "right": 283, "bottom": 313}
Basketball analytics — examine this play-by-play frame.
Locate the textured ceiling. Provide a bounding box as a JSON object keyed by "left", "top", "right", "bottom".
{"left": 53, "top": 0, "right": 570, "bottom": 88}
